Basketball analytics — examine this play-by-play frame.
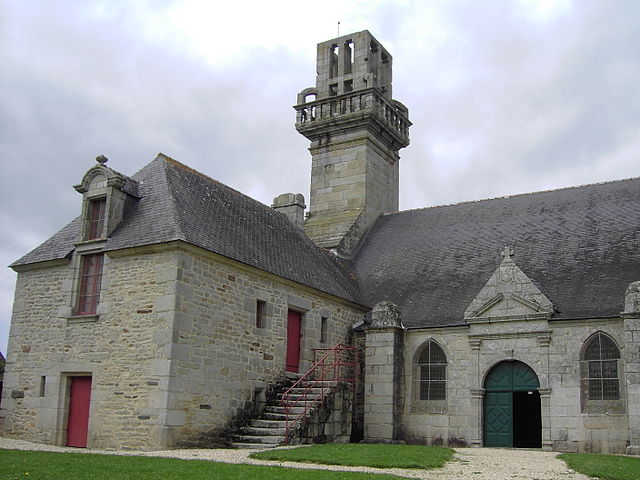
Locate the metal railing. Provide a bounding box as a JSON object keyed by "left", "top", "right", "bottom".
{"left": 281, "top": 343, "right": 358, "bottom": 443}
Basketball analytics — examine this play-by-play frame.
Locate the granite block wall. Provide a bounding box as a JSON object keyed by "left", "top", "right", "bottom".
{"left": 1, "top": 250, "right": 175, "bottom": 449}
{"left": 1, "top": 244, "right": 365, "bottom": 450}
{"left": 401, "top": 318, "right": 630, "bottom": 453}
{"left": 165, "top": 248, "right": 364, "bottom": 446}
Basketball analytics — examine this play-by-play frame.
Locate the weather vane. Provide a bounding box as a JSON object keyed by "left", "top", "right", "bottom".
{"left": 338, "top": 21, "right": 340, "bottom": 36}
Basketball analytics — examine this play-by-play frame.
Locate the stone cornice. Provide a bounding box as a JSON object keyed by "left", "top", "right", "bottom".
{"left": 468, "top": 329, "right": 552, "bottom": 342}
{"left": 11, "top": 257, "right": 71, "bottom": 273}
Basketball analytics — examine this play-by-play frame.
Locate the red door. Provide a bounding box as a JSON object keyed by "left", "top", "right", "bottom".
{"left": 286, "top": 310, "right": 302, "bottom": 372}
{"left": 67, "top": 376, "right": 92, "bottom": 447}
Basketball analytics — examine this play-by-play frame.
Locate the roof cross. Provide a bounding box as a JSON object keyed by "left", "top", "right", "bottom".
{"left": 501, "top": 246, "right": 514, "bottom": 260}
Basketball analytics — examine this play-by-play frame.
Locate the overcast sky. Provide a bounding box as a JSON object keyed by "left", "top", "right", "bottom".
{"left": 1, "top": 0, "right": 639, "bottom": 354}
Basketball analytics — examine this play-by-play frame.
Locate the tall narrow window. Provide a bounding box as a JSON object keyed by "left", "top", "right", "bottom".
{"left": 320, "top": 316, "right": 328, "bottom": 343}
{"left": 418, "top": 340, "right": 447, "bottom": 401}
{"left": 329, "top": 44, "right": 339, "bottom": 78}
{"left": 343, "top": 40, "right": 354, "bottom": 74}
{"left": 581, "top": 332, "right": 621, "bottom": 400}
{"left": 77, "top": 253, "right": 104, "bottom": 315}
{"left": 256, "top": 300, "right": 266, "bottom": 328}
{"left": 86, "top": 197, "right": 106, "bottom": 240}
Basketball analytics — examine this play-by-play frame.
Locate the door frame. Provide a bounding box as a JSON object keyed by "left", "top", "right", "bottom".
{"left": 483, "top": 360, "right": 541, "bottom": 448}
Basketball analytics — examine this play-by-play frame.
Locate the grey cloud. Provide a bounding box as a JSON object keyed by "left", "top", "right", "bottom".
{"left": 1, "top": 1, "right": 639, "bottom": 352}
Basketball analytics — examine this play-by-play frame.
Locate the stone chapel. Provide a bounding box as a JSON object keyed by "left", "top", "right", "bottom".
{"left": 1, "top": 30, "right": 639, "bottom": 455}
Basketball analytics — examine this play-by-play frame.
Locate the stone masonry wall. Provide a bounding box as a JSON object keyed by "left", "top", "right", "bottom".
{"left": 402, "top": 318, "right": 628, "bottom": 453}
{"left": 547, "top": 319, "right": 627, "bottom": 453}
{"left": 161, "top": 248, "right": 365, "bottom": 446}
{"left": 1, "top": 263, "right": 69, "bottom": 443}
{"left": 1, "top": 250, "right": 176, "bottom": 450}
{"left": 305, "top": 134, "right": 399, "bottom": 253}
{"left": 403, "top": 327, "right": 474, "bottom": 447}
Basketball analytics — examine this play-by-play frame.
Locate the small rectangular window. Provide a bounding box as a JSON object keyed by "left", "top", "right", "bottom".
{"left": 320, "top": 316, "right": 328, "bottom": 343}
{"left": 329, "top": 83, "right": 338, "bottom": 96}
{"left": 344, "top": 80, "right": 353, "bottom": 93}
{"left": 39, "top": 376, "right": 46, "bottom": 397}
{"left": 86, "top": 197, "right": 106, "bottom": 240}
{"left": 77, "top": 253, "right": 104, "bottom": 315}
{"left": 256, "top": 300, "right": 266, "bottom": 329}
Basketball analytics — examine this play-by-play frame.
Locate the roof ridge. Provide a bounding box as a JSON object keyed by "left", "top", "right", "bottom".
{"left": 157, "top": 152, "right": 263, "bottom": 207}
{"left": 389, "top": 175, "right": 640, "bottom": 216}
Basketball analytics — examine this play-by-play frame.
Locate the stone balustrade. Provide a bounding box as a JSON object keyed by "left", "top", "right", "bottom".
{"left": 295, "top": 88, "right": 410, "bottom": 143}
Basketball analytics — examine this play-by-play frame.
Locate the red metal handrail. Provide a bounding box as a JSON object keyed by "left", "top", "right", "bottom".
{"left": 280, "top": 343, "right": 358, "bottom": 444}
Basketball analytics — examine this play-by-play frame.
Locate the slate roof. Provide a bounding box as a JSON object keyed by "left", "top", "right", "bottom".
{"left": 12, "top": 155, "right": 639, "bottom": 326}
{"left": 12, "top": 155, "right": 362, "bottom": 305}
{"left": 352, "top": 177, "right": 640, "bottom": 328}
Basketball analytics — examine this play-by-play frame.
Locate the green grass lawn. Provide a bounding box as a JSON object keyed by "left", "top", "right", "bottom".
{"left": 250, "top": 443, "right": 455, "bottom": 469}
{"left": 558, "top": 453, "right": 640, "bottom": 480}
{"left": 0, "top": 449, "right": 412, "bottom": 480}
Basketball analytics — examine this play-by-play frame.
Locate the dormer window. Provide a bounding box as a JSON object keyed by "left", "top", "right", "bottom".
{"left": 86, "top": 197, "right": 106, "bottom": 240}
{"left": 74, "top": 155, "right": 140, "bottom": 243}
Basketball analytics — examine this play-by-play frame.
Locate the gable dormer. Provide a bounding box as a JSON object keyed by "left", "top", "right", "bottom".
{"left": 73, "top": 155, "right": 140, "bottom": 241}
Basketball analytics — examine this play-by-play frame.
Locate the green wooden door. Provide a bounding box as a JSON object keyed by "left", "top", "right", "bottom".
{"left": 484, "top": 361, "right": 539, "bottom": 447}
{"left": 484, "top": 391, "right": 512, "bottom": 447}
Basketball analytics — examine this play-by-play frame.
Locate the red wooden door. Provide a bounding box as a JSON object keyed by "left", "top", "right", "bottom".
{"left": 67, "top": 376, "right": 92, "bottom": 447}
{"left": 286, "top": 310, "right": 302, "bottom": 372}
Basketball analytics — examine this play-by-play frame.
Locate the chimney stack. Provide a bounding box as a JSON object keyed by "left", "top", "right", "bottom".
{"left": 272, "top": 193, "right": 306, "bottom": 229}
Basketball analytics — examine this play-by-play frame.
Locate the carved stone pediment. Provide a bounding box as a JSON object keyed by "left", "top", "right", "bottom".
{"left": 465, "top": 247, "right": 554, "bottom": 322}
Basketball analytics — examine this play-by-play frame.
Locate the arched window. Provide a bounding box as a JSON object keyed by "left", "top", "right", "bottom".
{"left": 417, "top": 340, "right": 447, "bottom": 401}
{"left": 581, "top": 332, "right": 621, "bottom": 401}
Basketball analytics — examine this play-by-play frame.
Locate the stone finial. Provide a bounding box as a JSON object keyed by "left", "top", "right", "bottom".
{"left": 624, "top": 281, "right": 640, "bottom": 315}
{"left": 96, "top": 155, "right": 108, "bottom": 164}
{"left": 370, "top": 301, "right": 403, "bottom": 329}
{"left": 501, "top": 246, "right": 514, "bottom": 261}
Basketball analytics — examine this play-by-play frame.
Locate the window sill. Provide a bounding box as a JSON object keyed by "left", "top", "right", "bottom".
{"left": 67, "top": 315, "right": 99, "bottom": 324}
{"left": 410, "top": 401, "right": 448, "bottom": 415}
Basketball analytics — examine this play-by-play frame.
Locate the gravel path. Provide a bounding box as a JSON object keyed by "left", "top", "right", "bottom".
{"left": 0, "top": 437, "right": 591, "bottom": 480}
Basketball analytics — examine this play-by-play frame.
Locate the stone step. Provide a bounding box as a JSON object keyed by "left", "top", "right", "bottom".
{"left": 232, "top": 434, "right": 285, "bottom": 445}
{"left": 251, "top": 419, "right": 288, "bottom": 428}
{"left": 280, "top": 400, "right": 320, "bottom": 409}
{"left": 278, "top": 391, "right": 325, "bottom": 401}
{"left": 231, "top": 442, "right": 280, "bottom": 450}
{"left": 266, "top": 405, "right": 308, "bottom": 415}
{"left": 301, "top": 381, "right": 336, "bottom": 388}
{"left": 261, "top": 411, "right": 288, "bottom": 421}
{"left": 227, "top": 376, "right": 338, "bottom": 450}
{"left": 240, "top": 425, "right": 286, "bottom": 436}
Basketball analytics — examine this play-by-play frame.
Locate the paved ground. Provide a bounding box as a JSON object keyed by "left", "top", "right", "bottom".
{"left": 0, "top": 437, "right": 592, "bottom": 480}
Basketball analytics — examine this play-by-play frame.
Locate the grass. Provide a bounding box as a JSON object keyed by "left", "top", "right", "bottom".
{"left": 250, "top": 443, "right": 455, "bottom": 469}
{"left": 558, "top": 453, "right": 640, "bottom": 480}
{"left": 0, "top": 449, "right": 414, "bottom": 480}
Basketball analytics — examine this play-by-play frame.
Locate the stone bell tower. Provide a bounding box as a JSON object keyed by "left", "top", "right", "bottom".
{"left": 295, "top": 30, "right": 410, "bottom": 255}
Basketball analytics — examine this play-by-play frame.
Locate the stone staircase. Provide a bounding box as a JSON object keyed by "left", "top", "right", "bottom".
{"left": 230, "top": 379, "right": 335, "bottom": 449}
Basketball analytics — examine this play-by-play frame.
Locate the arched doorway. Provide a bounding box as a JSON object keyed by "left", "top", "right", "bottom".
{"left": 484, "top": 361, "right": 541, "bottom": 448}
